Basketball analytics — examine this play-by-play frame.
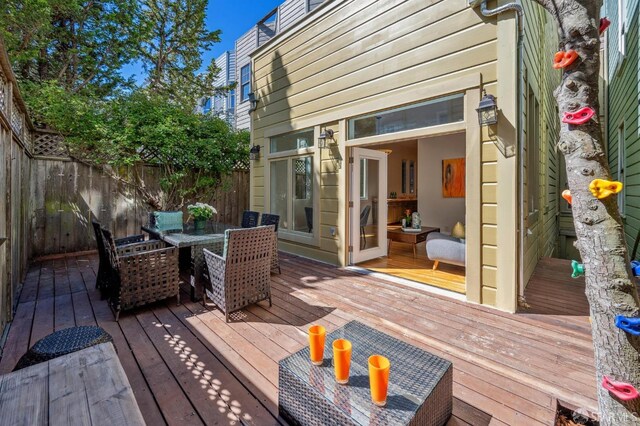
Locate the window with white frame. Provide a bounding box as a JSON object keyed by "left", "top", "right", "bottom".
{"left": 618, "top": 123, "right": 626, "bottom": 216}
{"left": 270, "top": 156, "right": 314, "bottom": 234}
{"left": 240, "top": 64, "right": 251, "bottom": 102}
{"left": 618, "top": 0, "right": 628, "bottom": 58}
{"left": 269, "top": 128, "right": 316, "bottom": 238}
{"left": 526, "top": 86, "right": 540, "bottom": 219}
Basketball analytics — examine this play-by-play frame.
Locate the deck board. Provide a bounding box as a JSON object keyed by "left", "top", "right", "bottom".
{"left": 0, "top": 253, "right": 596, "bottom": 425}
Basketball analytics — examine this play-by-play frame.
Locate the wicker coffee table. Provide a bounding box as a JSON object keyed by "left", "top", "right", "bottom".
{"left": 279, "top": 321, "right": 452, "bottom": 425}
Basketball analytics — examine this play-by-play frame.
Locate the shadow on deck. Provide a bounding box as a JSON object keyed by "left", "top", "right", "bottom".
{"left": 0, "top": 252, "right": 596, "bottom": 426}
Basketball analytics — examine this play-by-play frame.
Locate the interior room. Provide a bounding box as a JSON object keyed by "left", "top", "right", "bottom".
{"left": 356, "top": 132, "right": 467, "bottom": 293}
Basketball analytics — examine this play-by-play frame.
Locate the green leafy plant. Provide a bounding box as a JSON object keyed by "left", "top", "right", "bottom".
{"left": 187, "top": 202, "right": 217, "bottom": 221}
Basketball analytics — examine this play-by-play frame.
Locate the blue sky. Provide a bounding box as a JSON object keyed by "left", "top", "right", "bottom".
{"left": 122, "top": 1, "right": 283, "bottom": 84}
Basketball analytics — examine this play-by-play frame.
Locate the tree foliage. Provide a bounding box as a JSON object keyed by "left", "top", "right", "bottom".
{"left": 1, "top": 0, "right": 248, "bottom": 209}
{"left": 0, "top": 0, "right": 141, "bottom": 99}
{"left": 139, "top": 0, "right": 226, "bottom": 107}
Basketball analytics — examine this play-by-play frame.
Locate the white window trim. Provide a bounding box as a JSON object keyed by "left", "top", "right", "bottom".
{"left": 618, "top": 122, "right": 626, "bottom": 217}
{"left": 264, "top": 127, "right": 321, "bottom": 246}
{"left": 616, "top": 0, "right": 627, "bottom": 70}
{"left": 240, "top": 64, "right": 251, "bottom": 102}
{"left": 360, "top": 158, "right": 368, "bottom": 200}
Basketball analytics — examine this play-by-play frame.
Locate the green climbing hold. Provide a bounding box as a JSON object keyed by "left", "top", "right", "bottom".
{"left": 571, "top": 260, "right": 584, "bottom": 278}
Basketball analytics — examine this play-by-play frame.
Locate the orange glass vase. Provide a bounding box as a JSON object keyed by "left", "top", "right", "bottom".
{"left": 308, "top": 325, "right": 326, "bottom": 366}
{"left": 332, "top": 339, "right": 352, "bottom": 384}
{"left": 368, "top": 355, "right": 390, "bottom": 406}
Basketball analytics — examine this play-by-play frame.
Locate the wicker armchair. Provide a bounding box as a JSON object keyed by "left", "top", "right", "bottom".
{"left": 260, "top": 213, "right": 281, "bottom": 274}
{"left": 92, "top": 221, "right": 144, "bottom": 298}
{"left": 202, "top": 226, "right": 274, "bottom": 322}
{"left": 99, "top": 227, "right": 180, "bottom": 321}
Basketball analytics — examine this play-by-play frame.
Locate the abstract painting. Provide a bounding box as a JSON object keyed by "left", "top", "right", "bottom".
{"left": 442, "top": 158, "right": 465, "bottom": 198}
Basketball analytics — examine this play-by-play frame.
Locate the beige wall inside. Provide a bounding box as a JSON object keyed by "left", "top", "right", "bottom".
{"left": 417, "top": 133, "right": 466, "bottom": 233}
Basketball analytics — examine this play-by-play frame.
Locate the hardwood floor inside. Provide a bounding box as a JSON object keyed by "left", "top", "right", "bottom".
{"left": 357, "top": 235, "right": 466, "bottom": 294}
{"left": 0, "top": 253, "right": 595, "bottom": 426}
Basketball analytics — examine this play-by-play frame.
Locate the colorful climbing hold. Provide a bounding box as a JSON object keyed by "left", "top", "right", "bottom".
{"left": 615, "top": 315, "right": 640, "bottom": 336}
{"left": 632, "top": 260, "right": 640, "bottom": 277}
{"left": 602, "top": 376, "right": 639, "bottom": 401}
{"left": 600, "top": 17, "right": 611, "bottom": 34}
{"left": 589, "top": 179, "right": 623, "bottom": 199}
{"left": 561, "top": 189, "right": 572, "bottom": 205}
{"left": 553, "top": 50, "right": 579, "bottom": 69}
{"left": 571, "top": 260, "right": 584, "bottom": 278}
{"left": 562, "top": 107, "right": 595, "bottom": 125}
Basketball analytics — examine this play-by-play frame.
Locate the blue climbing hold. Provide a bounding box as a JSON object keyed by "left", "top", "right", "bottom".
{"left": 631, "top": 261, "right": 640, "bottom": 277}
{"left": 615, "top": 315, "right": 640, "bottom": 336}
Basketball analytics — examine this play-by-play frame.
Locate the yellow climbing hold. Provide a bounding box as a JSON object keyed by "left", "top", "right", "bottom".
{"left": 589, "top": 179, "right": 623, "bottom": 199}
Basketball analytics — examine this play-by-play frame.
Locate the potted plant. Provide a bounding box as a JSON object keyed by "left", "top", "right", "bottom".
{"left": 187, "top": 202, "right": 217, "bottom": 230}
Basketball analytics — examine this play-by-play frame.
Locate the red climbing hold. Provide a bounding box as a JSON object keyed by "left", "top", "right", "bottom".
{"left": 553, "top": 50, "right": 579, "bottom": 69}
{"left": 602, "top": 376, "right": 639, "bottom": 401}
{"left": 562, "top": 107, "right": 595, "bottom": 125}
{"left": 600, "top": 17, "right": 611, "bottom": 34}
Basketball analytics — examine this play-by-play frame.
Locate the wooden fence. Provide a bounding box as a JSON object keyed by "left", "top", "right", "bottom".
{"left": 30, "top": 159, "right": 249, "bottom": 257}
{"left": 0, "top": 41, "right": 35, "bottom": 338}
{"left": 0, "top": 39, "right": 249, "bottom": 339}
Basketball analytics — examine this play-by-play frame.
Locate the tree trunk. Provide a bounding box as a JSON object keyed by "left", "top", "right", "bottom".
{"left": 533, "top": 0, "right": 640, "bottom": 423}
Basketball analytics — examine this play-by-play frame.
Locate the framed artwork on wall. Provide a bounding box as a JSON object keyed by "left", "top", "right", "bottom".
{"left": 442, "top": 158, "right": 465, "bottom": 198}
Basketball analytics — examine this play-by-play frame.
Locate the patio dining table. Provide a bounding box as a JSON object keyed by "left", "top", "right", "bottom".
{"left": 142, "top": 222, "right": 240, "bottom": 301}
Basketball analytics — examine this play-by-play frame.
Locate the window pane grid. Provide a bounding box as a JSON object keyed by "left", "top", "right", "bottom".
{"left": 347, "top": 94, "right": 464, "bottom": 140}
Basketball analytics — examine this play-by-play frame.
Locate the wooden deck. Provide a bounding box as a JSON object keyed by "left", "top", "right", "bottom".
{"left": 358, "top": 239, "right": 466, "bottom": 294}
{"left": 0, "top": 253, "right": 595, "bottom": 425}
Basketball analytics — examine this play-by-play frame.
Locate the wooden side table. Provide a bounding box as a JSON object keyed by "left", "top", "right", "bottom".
{"left": 387, "top": 226, "right": 440, "bottom": 258}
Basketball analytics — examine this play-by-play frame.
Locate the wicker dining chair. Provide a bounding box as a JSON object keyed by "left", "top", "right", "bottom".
{"left": 202, "top": 226, "right": 274, "bottom": 322}
{"left": 99, "top": 227, "right": 180, "bottom": 321}
{"left": 92, "top": 220, "right": 144, "bottom": 299}
{"left": 241, "top": 210, "right": 260, "bottom": 228}
{"left": 260, "top": 213, "right": 281, "bottom": 274}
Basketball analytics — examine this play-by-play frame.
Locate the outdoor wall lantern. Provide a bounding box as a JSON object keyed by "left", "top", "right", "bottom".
{"left": 476, "top": 91, "right": 498, "bottom": 126}
{"left": 249, "top": 145, "right": 261, "bottom": 161}
{"left": 248, "top": 92, "right": 259, "bottom": 113}
{"left": 317, "top": 129, "right": 334, "bottom": 149}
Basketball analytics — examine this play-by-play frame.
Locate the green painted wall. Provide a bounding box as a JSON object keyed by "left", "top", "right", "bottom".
{"left": 606, "top": 0, "right": 640, "bottom": 254}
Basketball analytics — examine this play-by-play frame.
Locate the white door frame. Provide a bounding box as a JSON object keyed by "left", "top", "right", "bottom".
{"left": 350, "top": 147, "right": 388, "bottom": 264}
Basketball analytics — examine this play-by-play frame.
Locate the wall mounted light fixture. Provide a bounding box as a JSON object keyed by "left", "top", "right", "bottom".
{"left": 476, "top": 90, "right": 498, "bottom": 126}
{"left": 317, "top": 129, "right": 334, "bottom": 149}
{"left": 249, "top": 145, "right": 261, "bottom": 161}
{"left": 248, "top": 92, "right": 259, "bottom": 113}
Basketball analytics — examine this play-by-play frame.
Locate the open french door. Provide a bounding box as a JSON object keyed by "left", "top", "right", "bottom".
{"left": 350, "top": 148, "right": 388, "bottom": 264}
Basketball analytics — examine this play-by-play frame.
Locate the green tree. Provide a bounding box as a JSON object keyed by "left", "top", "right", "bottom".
{"left": 0, "top": 0, "right": 142, "bottom": 100}
{"left": 138, "top": 0, "right": 226, "bottom": 107}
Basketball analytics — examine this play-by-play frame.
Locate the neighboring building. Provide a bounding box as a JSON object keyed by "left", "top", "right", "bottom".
{"left": 234, "top": 0, "right": 329, "bottom": 130}
{"left": 247, "top": 0, "right": 563, "bottom": 312}
{"left": 198, "top": 51, "right": 236, "bottom": 124}
{"left": 604, "top": 0, "right": 639, "bottom": 253}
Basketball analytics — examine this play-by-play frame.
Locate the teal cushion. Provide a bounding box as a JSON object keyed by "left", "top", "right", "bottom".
{"left": 154, "top": 211, "right": 183, "bottom": 231}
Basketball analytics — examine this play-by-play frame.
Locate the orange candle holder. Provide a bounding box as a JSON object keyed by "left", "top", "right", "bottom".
{"left": 332, "top": 339, "right": 352, "bottom": 384}
{"left": 308, "top": 325, "right": 326, "bottom": 366}
{"left": 368, "top": 355, "right": 391, "bottom": 406}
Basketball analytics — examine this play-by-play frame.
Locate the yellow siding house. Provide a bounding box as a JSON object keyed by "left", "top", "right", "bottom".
{"left": 248, "top": 0, "right": 561, "bottom": 313}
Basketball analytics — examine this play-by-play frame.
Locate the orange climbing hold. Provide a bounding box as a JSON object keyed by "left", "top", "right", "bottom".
{"left": 553, "top": 50, "right": 579, "bottom": 69}
{"left": 561, "top": 189, "right": 572, "bottom": 204}
{"left": 589, "top": 179, "right": 623, "bottom": 199}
